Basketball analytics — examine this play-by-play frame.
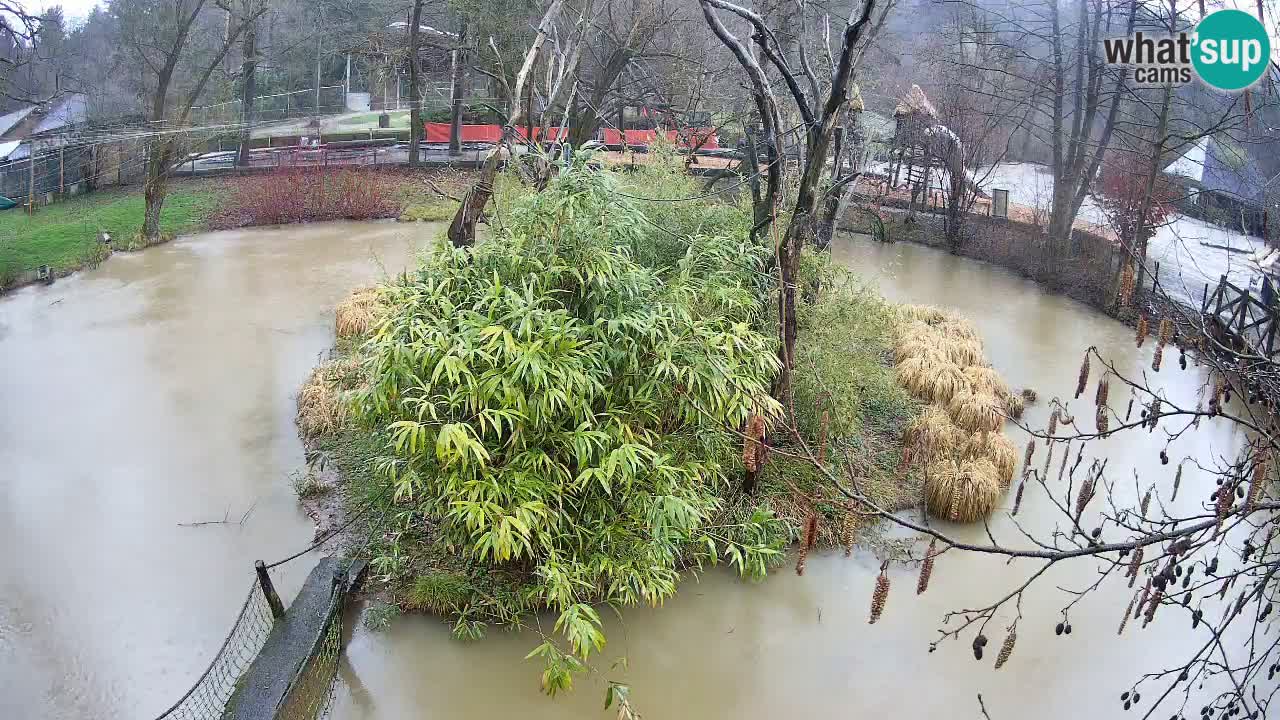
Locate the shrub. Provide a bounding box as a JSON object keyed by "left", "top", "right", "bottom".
{"left": 352, "top": 159, "right": 785, "bottom": 693}
{"left": 209, "top": 168, "right": 399, "bottom": 229}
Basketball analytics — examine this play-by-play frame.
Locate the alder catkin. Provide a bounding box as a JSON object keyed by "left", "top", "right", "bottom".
{"left": 1152, "top": 344, "right": 1165, "bottom": 372}
{"left": 743, "top": 414, "right": 764, "bottom": 472}
{"left": 1128, "top": 547, "right": 1145, "bottom": 588}
{"left": 1215, "top": 482, "right": 1233, "bottom": 535}
{"left": 1075, "top": 353, "right": 1091, "bottom": 399}
{"left": 1140, "top": 489, "right": 1152, "bottom": 517}
{"left": 1148, "top": 397, "right": 1162, "bottom": 430}
{"left": 1142, "top": 589, "right": 1163, "bottom": 627}
{"left": 1119, "top": 586, "right": 1141, "bottom": 635}
{"left": 994, "top": 629, "right": 1017, "bottom": 669}
{"left": 1118, "top": 262, "right": 1136, "bottom": 308}
{"left": 1158, "top": 318, "right": 1173, "bottom": 346}
{"left": 1012, "top": 479, "right": 1027, "bottom": 516}
{"left": 1246, "top": 452, "right": 1269, "bottom": 513}
{"left": 1172, "top": 462, "right": 1183, "bottom": 502}
{"left": 818, "top": 410, "right": 830, "bottom": 463}
{"left": 842, "top": 510, "right": 856, "bottom": 557}
{"left": 1136, "top": 315, "right": 1149, "bottom": 347}
{"left": 1136, "top": 579, "right": 1152, "bottom": 621}
{"left": 1023, "top": 440, "right": 1035, "bottom": 469}
{"left": 1075, "top": 472, "right": 1096, "bottom": 516}
{"left": 1096, "top": 376, "right": 1110, "bottom": 409}
{"left": 869, "top": 561, "right": 890, "bottom": 624}
{"left": 917, "top": 539, "right": 937, "bottom": 595}
{"left": 1047, "top": 408, "right": 1059, "bottom": 443}
{"left": 1096, "top": 407, "right": 1110, "bottom": 434}
{"left": 796, "top": 513, "right": 818, "bottom": 576}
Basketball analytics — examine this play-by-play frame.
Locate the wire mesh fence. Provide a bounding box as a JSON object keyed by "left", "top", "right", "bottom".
{"left": 191, "top": 87, "right": 348, "bottom": 127}
{"left": 153, "top": 578, "right": 276, "bottom": 720}
{"left": 151, "top": 563, "right": 349, "bottom": 720}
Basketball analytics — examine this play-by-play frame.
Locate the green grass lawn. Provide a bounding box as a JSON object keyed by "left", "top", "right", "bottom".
{"left": 0, "top": 184, "right": 219, "bottom": 288}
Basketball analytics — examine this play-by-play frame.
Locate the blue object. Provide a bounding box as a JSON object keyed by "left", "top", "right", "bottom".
{"left": 0, "top": 196, "right": 16, "bottom": 210}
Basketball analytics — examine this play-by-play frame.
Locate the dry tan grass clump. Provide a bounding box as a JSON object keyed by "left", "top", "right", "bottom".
{"left": 899, "top": 304, "right": 953, "bottom": 325}
{"left": 924, "top": 459, "right": 1003, "bottom": 522}
{"left": 948, "top": 388, "right": 1005, "bottom": 433}
{"left": 905, "top": 405, "right": 963, "bottom": 463}
{"left": 335, "top": 286, "right": 388, "bottom": 339}
{"left": 935, "top": 318, "right": 982, "bottom": 343}
{"left": 890, "top": 303, "right": 1017, "bottom": 524}
{"left": 964, "top": 365, "right": 1011, "bottom": 399}
{"left": 939, "top": 337, "right": 986, "bottom": 367}
{"left": 1004, "top": 393, "right": 1025, "bottom": 419}
{"left": 959, "top": 432, "right": 1018, "bottom": 488}
{"left": 297, "top": 363, "right": 350, "bottom": 438}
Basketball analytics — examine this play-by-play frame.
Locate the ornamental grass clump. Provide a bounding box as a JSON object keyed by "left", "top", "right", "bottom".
{"left": 924, "top": 458, "right": 1003, "bottom": 522}
{"left": 351, "top": 161, "right": 787, "bottom": 693}
{"left": 891, "top": 304, "right": 1015, "bottom": 523}
{"left": 335, "top": 286, "right": 388, "bottom": 339}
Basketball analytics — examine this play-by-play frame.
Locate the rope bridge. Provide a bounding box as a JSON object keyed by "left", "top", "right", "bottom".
{"left": 151, "top": 557, "right": 363, "bottom": 720}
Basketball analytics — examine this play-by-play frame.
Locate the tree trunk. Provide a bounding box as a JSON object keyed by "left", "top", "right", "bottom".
{"left": 408, "top": 0, "right": 424, "bottom": 166}
{"left": 236, "top": 23, "right": 258, "bottom": 167}
{"left": 448, "top": 20, "right": 468, "bottom": 156}
{"left": 142, "top": 140, "right": 174, "bottom": 243}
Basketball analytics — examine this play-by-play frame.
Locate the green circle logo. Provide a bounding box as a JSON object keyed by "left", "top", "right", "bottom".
{"left": 1192, "top": 9, "right": 1271, "bottom": 91}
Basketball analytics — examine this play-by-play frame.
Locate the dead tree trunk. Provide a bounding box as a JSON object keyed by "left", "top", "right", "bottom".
{"left": 236, "top": 21, "right": 258, "bottom": 167}
{"left": 448, "top": 20, "right": 468, "bottom": 157}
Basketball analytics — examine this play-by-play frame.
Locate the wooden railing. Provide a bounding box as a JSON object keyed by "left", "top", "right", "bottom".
{"left": 1203, "top": 275, "right": 1280, "bottom": 358}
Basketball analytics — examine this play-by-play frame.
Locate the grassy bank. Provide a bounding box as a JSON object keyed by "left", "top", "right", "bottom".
{"left": 0, "top": 183, "right": 220, "bottom": 288}
{"left": 0, "top": 169, "right": 466, "bottom": 293}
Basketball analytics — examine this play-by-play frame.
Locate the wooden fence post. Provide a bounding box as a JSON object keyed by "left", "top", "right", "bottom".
{"left": 255, "top": 560, "right": 286, "bottom": 620}
{"left": 58, "top": 146, "right": 65, "bottom": 196}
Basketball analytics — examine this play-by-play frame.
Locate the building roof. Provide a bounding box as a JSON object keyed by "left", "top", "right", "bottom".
{"left": 1164, "top": 135, "right": 1265, "bottom": 208}
{"left": 894, "top": 85, "right": 937, "bottom": 118}
{"left": 0, "top": 94, "right": 88, "bottom": 143}
{"left": 0, "top": 106, "right": 35, "bottom": 138}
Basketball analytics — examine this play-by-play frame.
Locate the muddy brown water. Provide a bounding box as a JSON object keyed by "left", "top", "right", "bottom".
{"left": 0, "top": 226, "right": 1243, "bottom": 719}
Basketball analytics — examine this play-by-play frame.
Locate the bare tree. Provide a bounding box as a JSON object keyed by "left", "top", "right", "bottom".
{"left": 699, "top": 0, "right": 884, "bottom": 452}
{"left": 116, "top": 0, "right": 268, "bottom": 242}
{"left": 447, "top": 0, "right": 566, "bottom": 247}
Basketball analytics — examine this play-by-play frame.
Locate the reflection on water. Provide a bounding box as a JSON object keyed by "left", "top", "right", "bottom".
{"left": 0, "top": 221, "right": 432, "bottom": 720}
{"left": 0, "top": 226, "right": 1244, "bottom": 719}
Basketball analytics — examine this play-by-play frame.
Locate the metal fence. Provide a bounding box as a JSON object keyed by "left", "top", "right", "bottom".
{"left": 153, "top": 579, "right": 277, "bottom": 720}
{"left": 151, "top": 560, "right": 350, "bottom": 720}
{"left": 191, "top": 86, "right": 348, "bottom": 127}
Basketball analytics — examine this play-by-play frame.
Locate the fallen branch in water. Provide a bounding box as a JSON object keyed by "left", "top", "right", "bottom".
{"left": 178, "top": 502, "right": 256, "bottom": 527}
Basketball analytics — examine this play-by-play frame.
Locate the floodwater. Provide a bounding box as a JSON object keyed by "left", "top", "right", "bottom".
{"left": 0, "top": 221, "right": 432, "bottom": 720}
{"left": 0, "top": 224, "right": 1246, "bottom": 720}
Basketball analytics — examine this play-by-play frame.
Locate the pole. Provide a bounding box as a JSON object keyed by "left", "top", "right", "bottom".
{"left": 255, "top": 561, "right": 286, "bottom": 620}
{"left": 345, "top": 53, "right": 351, "bottom": 106}
{"left": 58, "top": 146, "right": 65, "bottom": 197}
{"left": 27, "top": 143, "right": 35, "bottom": 214}
{"left": 315, "top": 32, "right": 323, "bottom": 116}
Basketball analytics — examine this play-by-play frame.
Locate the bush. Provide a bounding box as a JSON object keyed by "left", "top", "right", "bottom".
{"left": 208, "top": 168, "right": 399, "bottom": 229}
{"left": 352, "top": 158, "right": 786, "bottom": 693}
